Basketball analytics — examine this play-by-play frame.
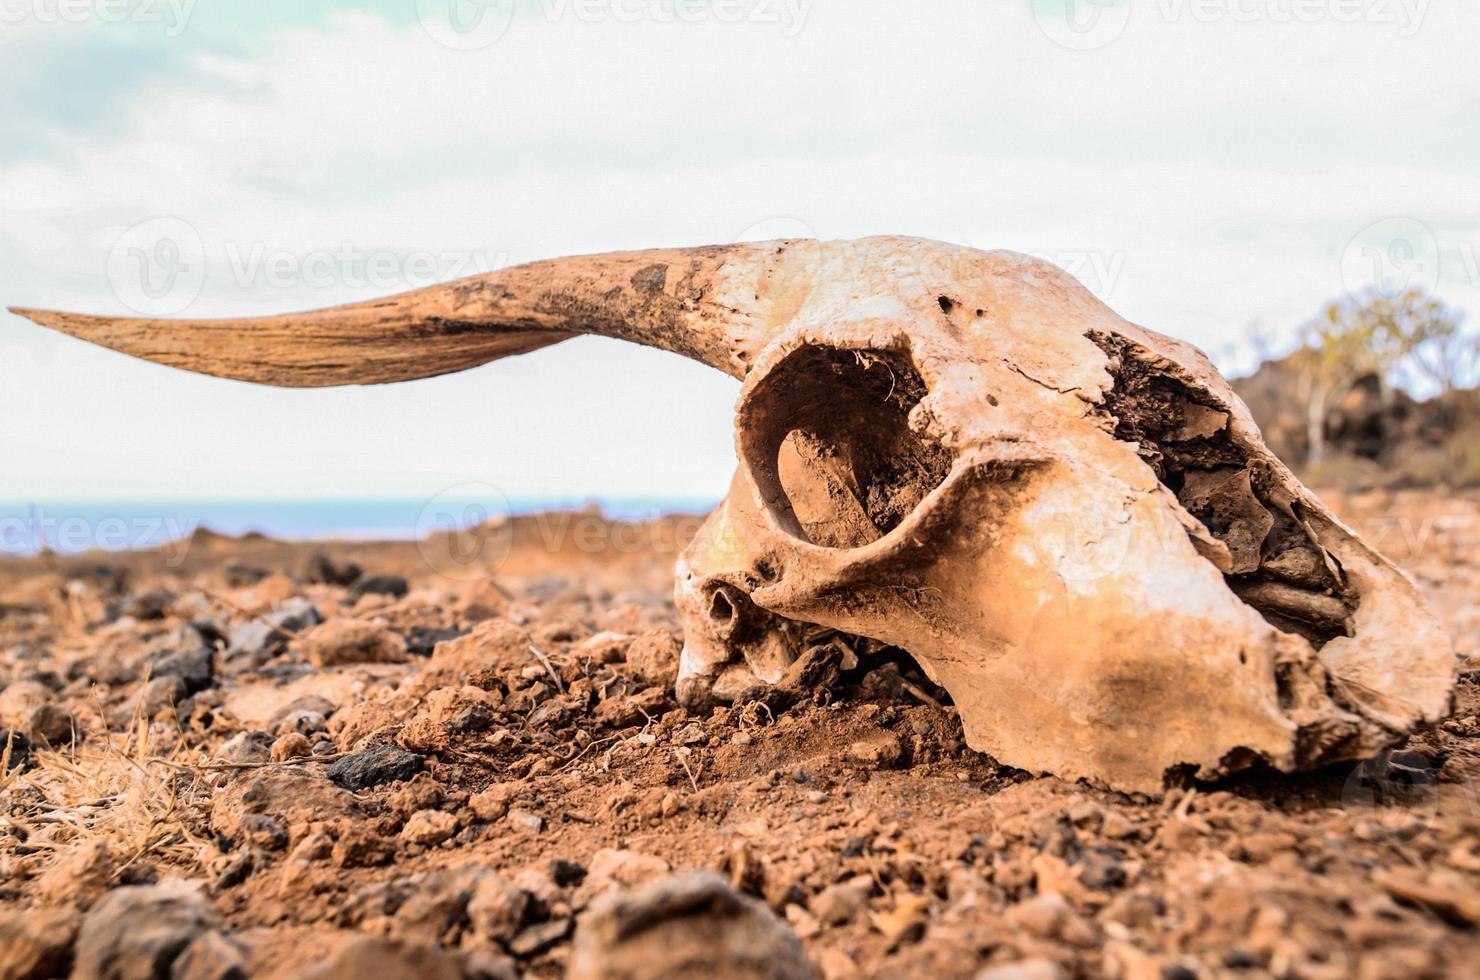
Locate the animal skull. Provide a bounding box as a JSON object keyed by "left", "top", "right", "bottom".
{"left": 13, "top": 236, "right": 1455, "bottom": 793}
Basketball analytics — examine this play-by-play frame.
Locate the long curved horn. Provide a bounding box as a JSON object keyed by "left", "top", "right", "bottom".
{"left": 9, "top": 242, "right": 813, "bottom": 387}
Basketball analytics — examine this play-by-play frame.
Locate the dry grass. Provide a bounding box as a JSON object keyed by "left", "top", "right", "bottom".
{"left": 0, "top": 704, "right": 219, "bottom": 883}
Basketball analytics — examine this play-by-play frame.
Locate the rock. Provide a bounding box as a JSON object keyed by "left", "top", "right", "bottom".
{"left": 0, "top": 680, "right": 51, "bottom": 728}
{"left": 593, "top": 687, "right": 671, "bottom": 729}
{"left": 329, "top": 700, "right": 402, "bottom": 752}
{"left": 1077, "top": 846, "right": 1126, "bottom": 890}
{"left": 331, "top": 826, "right": 396, "bottom": 868}
{"left": 469, "top": 783, "right": 518, "bottom": 822}
{"left": 304, "top": 551, "right": 363, "bottom": 587}
{"left": 846, "top": 734, "right": 905, "bottom": 769}
{"left": 179, "top": 620, "right": 227, "bottom": 653}
{"left": 398, "top": 686, "right": 496, "bottom": 753}
{"left": 349, "top": 573, "right": 409, "bottom": 599}
{"left": 147, "top": 647, "right": 215, "bottom": 695}
{"left": 528, "top": 699, "right": 571, "bottom": 730}
{"left": 810, "top": 876, "right": 873, "bottom": 925}
{"left": 135, "top": 676, "right": 189, "bottom": 717}
{"left": 238, "top": 574, "right": 296, "bottom": 610}
{"left": 212, "top": 768, "right": 360, "bottom": 842}
{"left": 274, "top": 710, "right": 328, "bottom": 737}
{"left": 304, "top": 619, "right": 408, "bottom": 668}
{"left": 297, "top": 936, "right": 464, "bottom": 980}
{"left": 241, "top": 814, "right": 289, "bottom": 850}
{"left": 270, "top": 732, "right": 312, "bottom": 762}
{"left": 672, "top": 722, "right": 707, "bottom": 746}
{"left": 268, "top": 695, "right": 337, "bottom": 730}
{"left": 73, "top": 882, "right": 222, "bottom": 980}
{"left": 216, "top": 731, "right": 273, "bottom": 765}
{"left": 574, "top": 631, "right": 633, "bottom": 664}
{"left": 225, "top": 621, "right": 288, "bottom": 662}
{"left": 1, "top": 729, "right": 35, "bottom": 771}
{"left": 570, "top": 871, "right": 814, "bottom": 980}
{"left": 25, "top": 702, "right": 81, "bottom": 746}
{"left": 549, "top": 858, "right": 588, "bottom": 888}
{"left": 170, "top": 931, "right": 247, "bottom": 980}
{"left": 868, "top": 893, "right": 929, "bottom": 945}
{"left": 1005, "top": 893, "right": 1098, "bottom": 948}
{"left": 508, "top": 917, "right": 573, "bottom": 958}
{"left": 0, "top": 906, "right": 79, "bottom": 980}
{"left": 266, "top": 597, "right": 322, "bottom": 634}
{"left": 507, "top": 808, "right": 544, "bottom": 834}
{"left": 223, "top": 565, "right": 268, "bottom": 588}
{"left": 111, "top": 590, "right": 173, "bottom": 621}
{"left": 576, "top": 849, "right": 672, "bottom": 905}
{"left": 467, "top": 873, "right": 530, "bottom": 944}
{"left": 402, "top": 809, "right": 459, "bottom": 846}
{"left": 404, "top": 626, "right": 468, "bottom": 657}
{"left": 388, "top": 866, "right": 487, "bottom": 939}
{"left": 36, "top": 840, "right": 116, "bottom": 910}
{"left": 625, "top": 630, "right": 681, "bottom": 687}
{"left": 327, "top": 744, "right": 425, "bottom": 790}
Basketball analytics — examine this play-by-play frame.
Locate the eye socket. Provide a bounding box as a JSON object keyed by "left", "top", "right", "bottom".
{"left": 739, "top": 345, "right": 953, "bottom": 549}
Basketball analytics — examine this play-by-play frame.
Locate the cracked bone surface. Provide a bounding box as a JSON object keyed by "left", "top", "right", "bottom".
{"left": 12, "top": 236, "right": 1456, "bottom": 793}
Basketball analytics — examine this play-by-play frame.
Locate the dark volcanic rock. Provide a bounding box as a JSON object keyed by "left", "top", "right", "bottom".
{"left": 148, "top": 647, "right": 216, "bottom": 695}
{"left": 404, "top": 626, "right": 468, "bottom": 657}
{"left": 349, "top": 573, "right": 409, "bottom": 599}
{"left": 304, "top": 551, "right": 363, "bottom": 587}
{"left": 327, "top": 744, "right": 425, "bottom": 790}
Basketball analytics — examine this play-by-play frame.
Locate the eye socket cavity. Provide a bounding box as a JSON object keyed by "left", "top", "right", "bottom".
{"left": 739, "top": 344, "right": 954, "bottom": 549}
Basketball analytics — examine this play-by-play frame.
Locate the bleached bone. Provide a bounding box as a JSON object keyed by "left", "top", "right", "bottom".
{"left": 12, "top": 236, "right": 1455, "bottom": 793}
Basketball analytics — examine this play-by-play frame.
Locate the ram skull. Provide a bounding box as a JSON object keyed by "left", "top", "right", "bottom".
{"left": 12, "top": 236, "right": 1455, "bottom": 793}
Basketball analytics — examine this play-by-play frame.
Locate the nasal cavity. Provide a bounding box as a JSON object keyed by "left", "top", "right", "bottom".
{"left": 740, "top": 345, "right": 954, "bottom": 549}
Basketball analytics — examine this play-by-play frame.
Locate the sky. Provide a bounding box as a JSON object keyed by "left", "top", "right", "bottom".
{"left": 2, "top": 0, "right": 1479, "bottom": 511}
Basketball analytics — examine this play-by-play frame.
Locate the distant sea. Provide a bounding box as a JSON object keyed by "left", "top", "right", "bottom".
{"left": 0, "top": 497, "right": 719, "bottom": 557}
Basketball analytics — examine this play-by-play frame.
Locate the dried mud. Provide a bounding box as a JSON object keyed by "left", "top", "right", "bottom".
{"left": 0, "top": 491, "right": 1476, "bottom": 979}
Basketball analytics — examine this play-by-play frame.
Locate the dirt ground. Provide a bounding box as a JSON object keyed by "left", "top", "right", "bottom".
{"left": 0, "top": 490, "right": 1476, "bottom": 979}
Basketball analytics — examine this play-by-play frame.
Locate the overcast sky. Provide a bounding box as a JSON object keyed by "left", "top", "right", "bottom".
{"left": 2, "top": 0, "right": 1478, "bottom": 505}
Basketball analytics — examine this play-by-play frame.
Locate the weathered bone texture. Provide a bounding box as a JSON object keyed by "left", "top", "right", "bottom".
{"left": 12, "top": 236, "right": 1456, "bottom": 793}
